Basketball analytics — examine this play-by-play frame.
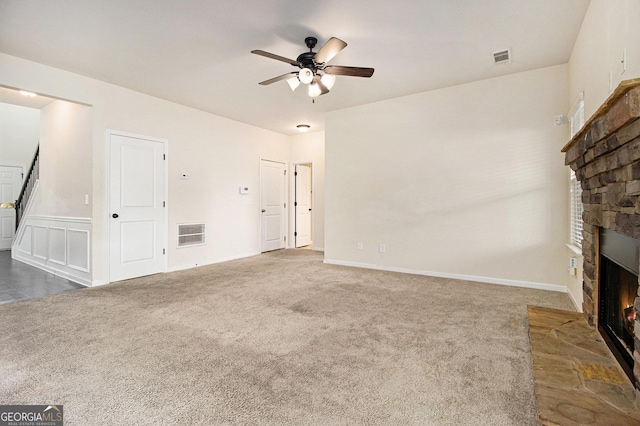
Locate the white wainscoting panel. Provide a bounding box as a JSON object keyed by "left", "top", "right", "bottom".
{"left": 49, "top": 227, "right": 66, "bottom": 265}
{"left": 13, "top": 216, "right": 92, "bottom": 286}
{"left": 32, "top": 226, "right": 48, "bottom": 260}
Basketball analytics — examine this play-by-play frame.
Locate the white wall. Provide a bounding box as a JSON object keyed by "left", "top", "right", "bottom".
{"left": 290, "top": 131, "right": 325, "bottom": 251}
{"left": 32, "top": 100, "right": 92, "bottom": 217}
{"left": 569, "top": 0, "right": 640, "bottom": 118}
{"left": 0, "top": 52, "right": 290, "bottom": 285}
{"left": 0, "top": 102, "right": 39, "bottom": 171}
{"left": 325, "top": 65, "right": 570, "bottom": 289}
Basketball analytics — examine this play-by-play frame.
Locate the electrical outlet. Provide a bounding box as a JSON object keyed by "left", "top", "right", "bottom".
{"left": 379, "top": 244, "right": 385, "bottom": 253}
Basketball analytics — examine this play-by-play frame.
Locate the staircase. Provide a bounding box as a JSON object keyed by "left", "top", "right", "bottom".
{"left": 15, "top": 145, "right": 39, "bottom": 229}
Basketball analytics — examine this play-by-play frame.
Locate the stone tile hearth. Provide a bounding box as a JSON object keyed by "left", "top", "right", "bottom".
{"left": 528, "top": 305, "right": 640, "bottom": 425}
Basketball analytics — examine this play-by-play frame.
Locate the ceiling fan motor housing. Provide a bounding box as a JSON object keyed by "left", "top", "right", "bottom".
{"left": 304, "top": 37, "right": 318, "bottom": 49}
{"left": 297, "top": 51, "right": 317, "bottom": 70}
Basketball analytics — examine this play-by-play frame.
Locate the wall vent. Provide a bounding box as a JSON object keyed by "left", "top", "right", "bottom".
{"left": 177, "top": 223, "right": 205, "bottom": 247}
{"left": 493, "top": 49, "right": 511, "bottom": 65}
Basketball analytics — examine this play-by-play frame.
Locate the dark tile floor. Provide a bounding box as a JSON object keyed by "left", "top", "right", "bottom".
{"left": 0, "top": 250, "right": 85, "bottom": 305}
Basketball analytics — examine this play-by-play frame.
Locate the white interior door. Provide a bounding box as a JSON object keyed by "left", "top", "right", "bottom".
{"left": 109, "top": 133, "right": 166, "bottom": 282}
{"left": 261, "top": 159, "right": 285, "bottom": 252}
{"left": 0, "top": 166, "right": 22, "bottom": 250}
{"left": 295, "top": 164, "right": 312, "bottom": 248}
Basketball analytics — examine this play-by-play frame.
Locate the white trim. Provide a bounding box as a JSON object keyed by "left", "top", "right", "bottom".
{"left": 167, "top": 250, "right": 260, "bottom": 272}
{"left": 323, "top": 258, "right": 567, "bottom": 293}
{"left": 567, "top": 287, "right": 583, "bottom": 312}
{"left": 14, "top": 254, "right": 91, "bottom": 287}
{"left": 566, "top": 243, "right": 582, "bottom": 255}
{"left": 28, "top": 215, "right": 92, "bottom": 223}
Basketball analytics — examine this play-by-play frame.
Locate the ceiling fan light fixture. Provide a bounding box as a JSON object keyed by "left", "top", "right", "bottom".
{"left": 286, "top": 77, "right": 300, "bottom": 92}
{"left": 320, "top": 74, "right": 336, "bottom": 90}
{"left": 298, "top": 68, "right": 314, "bottom": 85}
{"left": 296, "top": 124, "right": 311, "bottom": 132}
{"left": 308, "top": 82, "right": 322, "bottom": 98}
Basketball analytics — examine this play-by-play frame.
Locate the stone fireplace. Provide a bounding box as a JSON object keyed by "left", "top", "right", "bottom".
{"left": 563, "top": 79, "right": 640, "bottom": 393}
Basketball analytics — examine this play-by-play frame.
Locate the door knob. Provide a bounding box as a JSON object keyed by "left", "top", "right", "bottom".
{"left": 261, "top": 209, "right": 266, "bottom": 213}
{"left": 112, "top": 213, "right": 119, "bottom": 218}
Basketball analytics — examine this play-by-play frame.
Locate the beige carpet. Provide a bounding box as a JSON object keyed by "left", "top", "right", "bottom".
{"left": 0, "top": 249, "right": 573, "bottom": 425}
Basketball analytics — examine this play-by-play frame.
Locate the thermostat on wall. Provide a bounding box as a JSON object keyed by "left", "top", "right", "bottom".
{"left": 239, "top": 186, "right": 250, "bottom": 195}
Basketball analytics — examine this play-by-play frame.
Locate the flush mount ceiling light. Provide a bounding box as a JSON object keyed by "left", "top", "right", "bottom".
{"left": 252, "top": 36, "right": 374, "bottom": 98}
{"left": 296, "top": 124, "right": 311, "bottom": 132}
{"left": 19, "top": 90, "right": 37, "bottom": 97}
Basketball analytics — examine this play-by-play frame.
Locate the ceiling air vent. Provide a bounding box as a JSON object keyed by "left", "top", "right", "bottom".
{"left": 178, "top": 223, "right": 205, "bottom": 247}
{"left": 493, "top": 49, "right": 511, "bottom": 65}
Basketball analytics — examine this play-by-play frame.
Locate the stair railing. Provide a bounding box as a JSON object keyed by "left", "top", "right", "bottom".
{"left": 15, "top": 145, "right": 39, "bottom": 229}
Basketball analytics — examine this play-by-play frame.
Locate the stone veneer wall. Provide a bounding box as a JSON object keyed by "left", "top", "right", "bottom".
{"left": 563, "top": 79, "right": 640, "bottom": 391}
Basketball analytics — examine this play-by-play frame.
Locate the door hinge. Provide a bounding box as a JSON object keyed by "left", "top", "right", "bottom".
{"left": 295, "top": 171, "right": 298, "bottom": 176}
{"left": 284, "top": 203, "right": 286, "bottom": 208}
{"left": 294, "top": 201, "right": 297, "bottom": 207}
{"left": 284, "top": 236, "right": 286, "bottom": 241}
{"left": 284, "top": 169, "right": 286, "bottom": 175}
{"left": 163, "top": 154, "right": 166, "bottom": 160}
{"left": 163, "top": 248, "right": 166, "bottom": 254}
{"left": 294, "top": 232, "right": 297, "bottom": 237}
{"left": 163, "top": 201, "right": 166, "bottom": 207}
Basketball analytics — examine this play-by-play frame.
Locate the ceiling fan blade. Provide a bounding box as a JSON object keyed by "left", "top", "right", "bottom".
{"left": 324, "top": 66, "right": 375, "bottom": 78}
{"left": 312, "top": 75, "right": 330, "bottom": 95}
{"left": 314, "top": 37, "right": 347, "bottom": 64}
{"left": 251, "top": 50, "right": 301, "bottom": 67}
{"left": 259, "top": 72, "right": 298, "bottom": 85}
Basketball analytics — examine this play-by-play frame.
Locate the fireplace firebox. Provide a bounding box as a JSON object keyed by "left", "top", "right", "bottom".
{"left": 598, "top": 228, "right": 640, "bottom": 384}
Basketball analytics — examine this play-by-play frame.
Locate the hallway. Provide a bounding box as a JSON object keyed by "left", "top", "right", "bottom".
{"left": 0, "top": 251, "right": 85, "bottom": 305}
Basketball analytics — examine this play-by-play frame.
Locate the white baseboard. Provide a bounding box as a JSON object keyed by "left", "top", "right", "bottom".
{"left": 167, "top": 251, "right": 261, "bottom": 272}
{"left": 14, "top": 255, "right": 91, "bottom": 287}
{"left": 323, "top": 258, "right": 567, "bottom": 293}
{"left": 567, "top": 287, "right": 583, "bottom": 312}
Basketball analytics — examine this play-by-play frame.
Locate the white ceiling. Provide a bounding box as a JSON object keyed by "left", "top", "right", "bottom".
{"left": 0, "top": 0, "right": 590, "bottom": 135}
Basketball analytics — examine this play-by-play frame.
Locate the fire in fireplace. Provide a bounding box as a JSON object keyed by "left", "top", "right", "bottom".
{"left": 598, "top": 228, "right": 640, "bottom": 384}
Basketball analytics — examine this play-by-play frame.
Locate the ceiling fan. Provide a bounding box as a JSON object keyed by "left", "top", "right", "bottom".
{"left": 251, "top": 36, "right": 374, "bottom": 98}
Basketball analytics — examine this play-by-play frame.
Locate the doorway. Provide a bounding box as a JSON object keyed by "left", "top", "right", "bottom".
{"left": 294, "top": 163, "right": 312, "bottom": 248}
{"left": 260, "top": 159, "right": 286, "bottom": 252}
{"left": 0, "top": 165, "right": 22, "bottom": 250}
{"left": 108, "top": 131, "right": 167, "bottom": 282}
